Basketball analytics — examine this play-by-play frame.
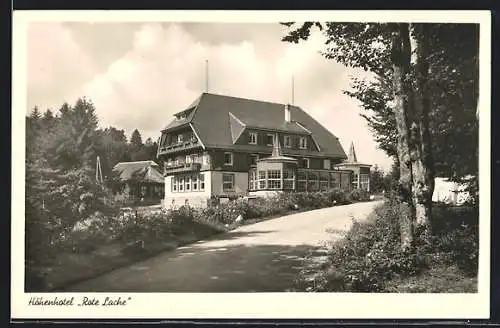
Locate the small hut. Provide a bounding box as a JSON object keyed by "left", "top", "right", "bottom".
{"left": 113, "top": 160, "right": 164, "bottom": 205}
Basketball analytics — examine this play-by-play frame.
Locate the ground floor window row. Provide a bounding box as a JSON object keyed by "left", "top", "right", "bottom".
{"left": 172, "top": 174, "right": 205, "bottom": 192}
{"left": 249, "top": 169, "right": 355, "bottom": 192}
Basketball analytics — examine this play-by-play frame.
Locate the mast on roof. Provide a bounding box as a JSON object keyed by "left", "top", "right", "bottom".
{"left": 291, "top": 75, "right": 295, "bottom": 105}
{"left": 205, "top": 59, "right": 209, "bottom": 93}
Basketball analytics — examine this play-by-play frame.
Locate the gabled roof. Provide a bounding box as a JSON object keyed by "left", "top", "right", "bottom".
{"left": 113, "top": 160, "right": 164, "bottom": 184}
{"left": 162, "top": 93, "right": 347, "bottom": 159}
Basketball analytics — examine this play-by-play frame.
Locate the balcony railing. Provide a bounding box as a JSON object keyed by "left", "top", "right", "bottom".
{"left": 164, "top": 162, "right": 201, "bottom": 175}
{"left": 158, "top": 138, "right": 200, "bottom": 155}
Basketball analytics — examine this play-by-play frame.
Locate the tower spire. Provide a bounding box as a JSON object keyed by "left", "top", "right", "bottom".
{"left": 271, "top": 133, "right": 282, "bottom": 157}
{"left": 348, "top": 141, "right": 358, "bottom": 163}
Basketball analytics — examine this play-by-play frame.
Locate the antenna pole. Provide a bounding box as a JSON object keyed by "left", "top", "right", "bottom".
{"left": 291, "top": 75, "right": 295, "bottom": 105}
{"left": 205, "top": 60, "right": 209, "bottom": 92}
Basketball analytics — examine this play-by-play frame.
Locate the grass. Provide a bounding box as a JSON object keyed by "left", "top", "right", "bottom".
{"left": 293, "top": 200, "right": 479, "bottom": 293}
{"left": 384, "top": 264, "right": 478, "bottom": 293}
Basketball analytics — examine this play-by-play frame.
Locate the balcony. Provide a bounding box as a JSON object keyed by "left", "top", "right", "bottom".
{"left": 158, "top": 138, "right": 201, "bottom": 156}
{"left": 164, "top": 162, "right": 201, "bottom": 175}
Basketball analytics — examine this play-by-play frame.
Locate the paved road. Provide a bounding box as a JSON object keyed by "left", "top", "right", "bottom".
{"left": 64, "top": 201, "right": 382, "bottom": 292}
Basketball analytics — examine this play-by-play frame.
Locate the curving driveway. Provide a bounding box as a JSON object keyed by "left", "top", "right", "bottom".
{"left": 63, "top": 200, "right": 382, "bottom": 292}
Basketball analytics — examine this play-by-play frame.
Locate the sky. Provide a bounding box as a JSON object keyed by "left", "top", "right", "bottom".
{"left": 27, "top": 22, "right": 393, "bottom": 171}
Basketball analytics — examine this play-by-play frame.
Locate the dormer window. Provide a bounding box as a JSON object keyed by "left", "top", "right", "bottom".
{"left": 266, "top": 134, "right": 274, "bottom": 146}
{"left": 224, "top": 152, "right": 233, "bottom": 166}
{"left": 299, "top": 136, "right": 307, "bottom": 149}
{"left": 284, "top": 135, "right": 291, "bottom": 148}
{"left": 248, "top": 132, "right": 257, "bottom": 145}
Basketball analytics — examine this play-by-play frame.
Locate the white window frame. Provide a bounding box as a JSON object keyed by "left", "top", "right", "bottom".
{"left": 283, "top": 169, "right": 295, "bottom": 190}
{"left": 192, "top": 174, "right": 198, "bottom": 191}
{"left": 323, "top": 159, "right": 331, "bottom": 170}
{"left": 266, "top": 134, "right": 274, "bottom": 146}
{"left": 185, "top": 176, "right": 191, "bottom": 191}
{"left": 258, "top": 170, "right": 267, "bottom": 189}
{"left": 178, "top": 176, "right": 184, "bottom": 192}
{"left": 267, "top": 170, "right": 282, "bottom": 190}
{"left": 199, "top": 174, "right": 205, "bottom": 191}
{"left": 177, "top": 134, "right": 184, "bottom": 143}
{"left": 172, "top": 177, "right": 178, "bottom": 192}
{"left": 248, "top": 132, "right": 257, "bottom": 145}
{"left": 222, "top": 173, "right": 235, "bottom": 191}
{"left": 299, "top": 136, "right": 307, "bottom": 149}
{"left": 223, "top": 152, "right": 233, "bottom": 166}
{"left": 284, "top": 135, "right": 292, "bottom": 148}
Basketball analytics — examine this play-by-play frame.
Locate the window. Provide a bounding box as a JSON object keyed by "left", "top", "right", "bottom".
{"left": 300, "top": 158, "right": 310, "bottom": 168}
{"left": 352, "top": 173, "right": 359, "bottom": 189}
{"left": 341, "top": 173, "right": 351, "bottom": 192}
{"left": 203, "top": 153, "right": 210, "bottom": 165}
{"left": 320, "top": 172, "right": 329, "bottom": 191}
{"left": 250, "top": 154, "right": 259, "bottom": 166}
{"left": 297, "top": 169, "right": 307, "bottom": 192}
{"left": 192, "top": 175, "right": 198, "bottom": 191}
{"left": 248, "top": 132, "right": 257, "bottom": 145}
{"left": 266, "top": 134, "right": 274, "bottom": 146}
{"left": 223, "top": 173, "right": 235, "bottom": 191}
{"left": 172, "top": 177, "right": 178, "bottom": 192}
{"left": 179, "top": 177, "right": 184, "bottom": 191}
{"left": 323, "top": 159, "right": 331, "bottom": 170}
{"left": 177, "top": 134, "right": 184, "bottom": 143}
{"left": 308, "top": 171, "right": 319, "bottom": 192}
{"left": 172, "top": 174, "right": 205, "bottom": 193}
{"left": 199, "top": 174, "right": 205, "bottom": 191}
{"left": 267, "top": 170, "right": 281, "bottom": 189}
{"left": 283, "top": 169, "right": 295, "bottom": 190}
{"left": 258, "top": 170, "right": 267, "bottom": 189}
{"left": 249, "top": 169, "right": 258, "bottom": 190}
{"left": 224, "top": 152, "right": 233, "bottom": 166}
{"left": 185, "top": 155, "right": 192, "bottom": 164}
{"left": 330, "top": 172, "right": 341, "bottom": 189}
{"left": 360, "top": 174, "right": 370, "bottom": 191}
{"left": 299, "top": 136, "right": 307, "bottom": 149}
{"left": 284, "top": 135, "right": 292, "bottom": 148}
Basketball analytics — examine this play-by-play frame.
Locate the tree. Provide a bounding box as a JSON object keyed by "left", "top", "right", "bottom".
{"left": 130, "top": 129, "right": 143, "bottom": 149}
{"left": 94, "top": 127, "right": 129, "bottom": 176}
{"left": 369, "top": 165, "right": 385, "bottom": 194}
{"left": 281, "top": 22, "right": 479, "bottom": 247}
{"left": 282, "top": 21, "right": 478, "bottom": 222}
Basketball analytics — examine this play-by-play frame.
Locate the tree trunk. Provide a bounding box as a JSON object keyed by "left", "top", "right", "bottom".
{"left": 390, "top": 23, "right": 414, "bottom": 250}
{"left": 410, "top": 23, "right": 435, "bottom": 232}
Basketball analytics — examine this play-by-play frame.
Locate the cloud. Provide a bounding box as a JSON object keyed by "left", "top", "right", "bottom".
{"left": 27, "top": 22, "right": 392, "bottom": 171}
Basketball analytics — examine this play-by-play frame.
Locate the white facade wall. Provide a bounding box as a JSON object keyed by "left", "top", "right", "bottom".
{"left": 163, "top": 170, "right": 249, "bottom": 208}
{"left": 164, "top": 171, "right": 212, "bottom": 208}
{"left": 211, "top": 171, "right": 249, "bottom": 195}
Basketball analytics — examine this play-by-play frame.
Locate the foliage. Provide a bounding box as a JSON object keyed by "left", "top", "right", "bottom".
{"left": 281, "top": 22, "right": 479, "bottom": 183}
{"left": 369, "top": 164, "right": 385, "bottom": 194}
{"left": 349, "top": 189, "right": 370, "bottom": 202}
{"left": 298, "top": 200, "right": 478, "bottom": 292}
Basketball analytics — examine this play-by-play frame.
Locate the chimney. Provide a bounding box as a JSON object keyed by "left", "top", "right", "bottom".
{"left": 285, "top": 104, "right": 291, "bottom": 122}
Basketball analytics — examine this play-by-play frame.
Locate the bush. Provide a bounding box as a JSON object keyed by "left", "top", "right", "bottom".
{"left": 305, "top": 198, "right": 479, "bottom": 292}
{"left": 323, "top": 200, "right": 428, "bottom": 292}
{"left": 349, "top": 189, "right": 370, "bottom": 202}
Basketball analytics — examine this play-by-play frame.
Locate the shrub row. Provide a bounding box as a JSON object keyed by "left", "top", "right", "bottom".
{"left": 297, "top": 198, "right": 479, "bottom": 292}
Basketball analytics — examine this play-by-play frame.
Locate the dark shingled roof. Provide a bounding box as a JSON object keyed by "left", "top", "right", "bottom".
{"left": 113, "top": 160, "right": 164, "bottom": 184}
{"left": 163, "top": 93, "right": 347, "bottom": 159}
